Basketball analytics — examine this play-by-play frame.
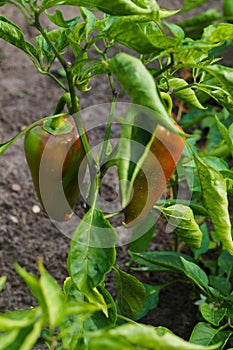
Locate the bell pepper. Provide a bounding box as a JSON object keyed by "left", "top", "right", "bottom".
{"left": 123, "top": 123, "right": 185, "bottom": 227}
{"left": 24, "top": 115, "right": 86, "bottom": 221}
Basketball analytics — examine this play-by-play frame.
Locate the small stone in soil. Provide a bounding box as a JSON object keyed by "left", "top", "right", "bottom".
{"left": 32, "top": 205, "right": 40, "bottom": 214}
{"left": 11, "top": 184, "right": 21, "bottom": 192}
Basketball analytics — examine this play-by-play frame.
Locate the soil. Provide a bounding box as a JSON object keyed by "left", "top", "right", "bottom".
{"left": 0, "top": 0, "right": 232, "bottom": 348}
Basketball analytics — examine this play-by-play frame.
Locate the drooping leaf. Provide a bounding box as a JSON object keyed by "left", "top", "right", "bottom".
{"left": 0, "top": 16, "right": 39, "bottom": 61}
{"left": 193, "top": 154, "right": 233, "bottom": 255}
{"left": 41, "top": 0, "right": 158, "bottom": 16}
{"left": 161, "top": 204, "right": 203, "bottom": 249}
{"left": 160, "top": 77, "right": 205, "bottom": 109}
{"left": 114, "top": 266, "right": 146, "bottom": 319}
{"left": 89, "top": 323, "right": 219, "bottom": 349}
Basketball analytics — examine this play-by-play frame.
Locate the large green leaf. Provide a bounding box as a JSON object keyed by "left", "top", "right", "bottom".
{"left": 114, "top": 266, "right": 146, "bottom": 319}
{"left": 89, "top": 323, "right": 219, "bottom": 349}
{"left": 101, "top": 17, "right": 177, "bottom": 54}
{"left": 67, "top": 208, "right": 117, "bottom": 313}
{"left": 194, "top": 154, "right": 233, "bottom": 255}
{"left": 41, "top": 0, "right": 158, "bottom": 16}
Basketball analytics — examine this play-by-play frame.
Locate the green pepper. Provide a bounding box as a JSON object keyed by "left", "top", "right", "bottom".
{"left": 123, "top": 123, "right": 185, "bottom": 227}
{"left": 24, "top": 115, "right": 86, "bottom": 221}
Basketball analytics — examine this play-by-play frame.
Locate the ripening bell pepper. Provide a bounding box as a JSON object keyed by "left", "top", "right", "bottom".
{"left": 124, "top": 123, "right": 185, "bottom": 227}
{"left": 24, "top": 115, "right": 86, "bottom": 221}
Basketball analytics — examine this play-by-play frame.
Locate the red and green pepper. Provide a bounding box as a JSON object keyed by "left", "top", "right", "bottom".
{"left": 24, "top": 115, "right": 86, "bottom": 221}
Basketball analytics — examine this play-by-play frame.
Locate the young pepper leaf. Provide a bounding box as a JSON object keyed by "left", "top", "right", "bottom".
{"left": 193, "top": 154, "right": 233, "bottom": 255}
{"left": 114, "top": 265, "right": 146, "bottom": 319}
{"left": 38, "top": 260, "right": 65, "bottom": 329}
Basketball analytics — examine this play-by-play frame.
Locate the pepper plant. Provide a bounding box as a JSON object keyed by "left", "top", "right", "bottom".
{"left": 0, "top": 0, "right": 233, "bottom": 349}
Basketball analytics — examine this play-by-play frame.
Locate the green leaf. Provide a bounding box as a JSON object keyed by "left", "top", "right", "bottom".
{"left": 129, "top": 211, "right": 156, "bottom": 253}
{"left": 193, "top": 154, "right": 233, "bottom": 255}
{"left": 135, "top": 283, "right": 160, "bottom": 320}
{"left": 80, "top": 7, "right": 96, "bottom": 39}
{"left": 209, "top": 275, "right": 231, "bottom": 295}
{"left": 41, "top": 0, "right": 157, "bottom": 16}
{"left": 193, "top": 223, "right": 210, "bottom": 259}
{"left": 108, "top": 53, "right": 182, "bottom": 135}
{"left": 38, "top": 260, "right": 65, "bottom": 329}
{"left": 215, "top": 117, "right": 233, "bottom": 156}
{"left": 14, "top": 263, "right": 47, "bottom": 312}
{"left": 0, "top": 329, "right": 20, "bottom": 350}
{"left": 0, "top": 16, "right": 39, "bottom": 61}
{"left": 160, "top": 204, "right": 203, "bottom": 249}
{"left": 90, "top": 323, "right": 219, "bottom": 349}
{"left": 114, "top": 266, "right": 146, "bottom": 319}
{"left": 200, "top": 304, "right": 227, "bottom": 327}
{"left": 180, "top": 257, "right": 209, "bottom": 291}
{"left": 129, "top": 251, "right": 194, "bottom": 273}
{"left": 46, "top": 9, "right": 69, "bottom": 27}
{"left": 202, "top": 23, "right": 233, "bottom": 43}
{"left": 163, "top": 21, "right": 185, "bottom": 40}
{"left": 67, "top": 208, "right": 117, "bottom": 314}
{"left": 0, "top": 308, "right": 42, "bottom": 331}
{"left": 18, "top": 318, "right": 43, "bottom": 350}
{"left": 101, "top": 17, "right": 177, "bottom": 54}
{"left": 218, "top": 250, "right": 233, "bottom": 279}
{"left": 181, "top": 0, "right": 208, "bottom": 12}
{"left": 160, "top": 77, "right": 205, "bottom": 109}
{"left": 0, "top": 276, "right": 6, "bottom": 292}
{"left": 190, "top": 322, "right": 231, "bottom": 349}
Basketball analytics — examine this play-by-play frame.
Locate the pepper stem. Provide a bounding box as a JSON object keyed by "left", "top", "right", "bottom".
{"left": 160, "top": 92, "right": 173, "bottom": 118}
